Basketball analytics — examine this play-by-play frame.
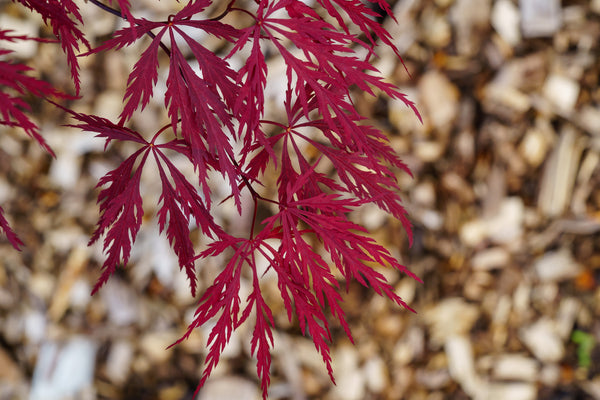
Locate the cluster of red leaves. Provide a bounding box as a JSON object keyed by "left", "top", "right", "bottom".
{"left": 1, "top": 0, "right": 421, "bottom": 397}
{"left": 0, "top": 28, "right": 66, "bottom": 250}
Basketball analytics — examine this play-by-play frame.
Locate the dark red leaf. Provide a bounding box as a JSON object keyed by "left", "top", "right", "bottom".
{"left": 0, "top": 206, "right": 24, "bottom": 250}
{"left": 89, "top": 149, "right": 147, "bottom": 295}
{"left": 15, "top": 0, "right": 90, "bottom": 93}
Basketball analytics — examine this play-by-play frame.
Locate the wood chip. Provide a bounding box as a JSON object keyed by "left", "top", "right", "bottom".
{"left": 30, "top": 337, "right": 98, "bottom": 400}
{"left": 538, "top": 125, "right": 584, "bottom": 217}
{"left": 520, "top": 0, "right": 562, "bottom": 38}
{"left": 534, "top": 248, "right": 583, "bottom": 283}
{"left": 492, "top": 0, "right": 521, "bottom": 46}
{"left": 424, "top": 298, "right": 480, "bottom": 345}
{"left": 519, "top": 318, "right": 565, "bottom": 362}
{"left": 542, "top": 74, "right": 580, "bottom": 113}
{"left": 197, "top": 377, "right": 259, "bottom": 400}
{"left": 492, "top": 354, "right": 539, "bottom": 381}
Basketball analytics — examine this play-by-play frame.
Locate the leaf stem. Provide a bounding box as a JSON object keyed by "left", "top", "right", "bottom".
{"left": 150, "top": 122, "right": 173, "bottom": 144}
{"left": 250, "top": 198, "right": 258, "bottom": 239}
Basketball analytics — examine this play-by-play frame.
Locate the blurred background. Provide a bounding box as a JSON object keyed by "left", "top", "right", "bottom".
{"left": 0, "top": 0, "right": 599, "bottom": 399}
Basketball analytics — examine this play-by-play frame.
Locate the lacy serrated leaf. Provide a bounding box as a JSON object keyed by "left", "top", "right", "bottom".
{"left": 15, "top": 0, "right": 89, "bottom": 93}
{"left": 0, "top": 31, "right": 68, "bottom": 155}
{"left": 89, "top": 149, "right": 147, "bottom": 294}
{"left": 152, "top": 145, "right": 224, "bottom": 296}
{"left": 0, "top": 205, "right": 24, "bottom": 251}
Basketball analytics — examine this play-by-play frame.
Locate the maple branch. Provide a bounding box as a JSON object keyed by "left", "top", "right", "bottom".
{"left": 229, "top": 7, "right": 257, "bottom": 21}
{"left": 226, "top": 154, "right": 268, "bottom": 204}
{"left": 87, "top": 0, "right": 123, "bottom": 19}
{"left": 210, "top": 0, "right": 237, "bottom": 21}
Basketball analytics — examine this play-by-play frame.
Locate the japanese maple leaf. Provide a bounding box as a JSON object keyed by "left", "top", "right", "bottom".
{"left": 87, "top": 1, "right": 243, "bottom": 208}
{"left": 14, "top": 0, "right": 90, "bottom": 93}
{"left": 63, "top": 108, "right": 223, "bottom": 296}
{"left": 0, "top": 31, "right": 67, "bottom": 155}
{"left": 0, "top": 30, "right": 68, "bottom": 249}
{"left": 0, "top": 206, "right": 23, "bottom": 251}
{"left": 234, "top": 0, "right": 419, "bottom": 166}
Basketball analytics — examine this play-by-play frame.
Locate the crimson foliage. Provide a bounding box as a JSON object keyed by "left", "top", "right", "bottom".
{"left": 0, "top": 0, "right": 420, "bottom": 397}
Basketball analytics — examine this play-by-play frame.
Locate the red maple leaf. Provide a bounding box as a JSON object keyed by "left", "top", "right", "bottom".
{"left": 0, "top": 30, "right": 69, "bottom": 248}
{"left": 14, "top": 0, "right": 90, "bottom": 93}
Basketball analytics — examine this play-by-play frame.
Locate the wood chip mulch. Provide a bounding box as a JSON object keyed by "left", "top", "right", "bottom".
{"left": 0, "top": 1, "right": 599, "bottom": 399}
